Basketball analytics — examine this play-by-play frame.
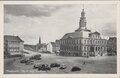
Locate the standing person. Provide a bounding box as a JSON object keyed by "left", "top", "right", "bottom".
{"left": 83, "top": 61, "right": 86, "bottom": 65}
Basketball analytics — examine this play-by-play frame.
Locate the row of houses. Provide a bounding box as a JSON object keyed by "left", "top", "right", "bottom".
{"left": 4, "top": 35, "right": 60, "bottom": 57}
{"left": 4, "top": 35, "right": 116, "bottom": 57}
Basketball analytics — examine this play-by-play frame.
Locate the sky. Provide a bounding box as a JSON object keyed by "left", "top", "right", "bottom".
{"left": 4, "top": 4, "right": 117, "bottom": 45}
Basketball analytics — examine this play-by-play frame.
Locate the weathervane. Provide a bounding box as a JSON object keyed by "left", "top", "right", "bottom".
{"left": 82, "top": 4, "right": 84, "bottom": 10}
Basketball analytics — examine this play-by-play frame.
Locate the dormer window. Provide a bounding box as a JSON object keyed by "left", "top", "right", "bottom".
{"left": 67, "top": 36, "right": 73, "bottom": 39}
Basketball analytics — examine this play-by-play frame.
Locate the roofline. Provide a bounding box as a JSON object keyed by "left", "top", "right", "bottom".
{"left": 60, "top": 37, "right": 107, "bottom": 40}
{"left": 4, "top": 35, "right": 24, "bottom": 42}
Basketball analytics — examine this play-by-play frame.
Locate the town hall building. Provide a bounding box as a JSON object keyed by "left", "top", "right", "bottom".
{"left": 56, "top": 8, "right": 107, "bottom": 57}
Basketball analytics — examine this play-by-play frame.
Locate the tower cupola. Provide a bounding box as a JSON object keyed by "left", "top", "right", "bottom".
{"left": 79, "top": 9, "right": 87, "bottom": 29}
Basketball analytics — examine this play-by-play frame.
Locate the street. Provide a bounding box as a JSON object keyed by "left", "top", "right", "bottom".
{"left": 4, "top": 50, "right": 117, "bottom": 74}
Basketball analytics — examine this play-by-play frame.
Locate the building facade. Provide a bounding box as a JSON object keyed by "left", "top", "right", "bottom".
{"left": 56, "top": 9, "right": 107, "bottom": 57}
{"left": 36, "top": 44, "right": 47, "bottom": 52}
{"left": 107, "top": 37, "right": 117, "bottom": 56}
{"left": 4, "top": 35, "right": 24, "bottom": 57}
{"left": 47, "top": 42, "right": 60, "bottom": 53}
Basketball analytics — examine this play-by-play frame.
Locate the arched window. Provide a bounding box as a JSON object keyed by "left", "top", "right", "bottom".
{"left": 79, "top": 46, "right": 81, "bottom": 51}
{"left": 75, "top": 40, "right": 77, "bottom": 44}
{"left": 72, "top": 40, "right": 74, "bottom": 44}
{"left": 87, "top": 40, "right": 89, "bottom": 44}
{"left": 96, "top": 47, "right": 97, "bottom": 51}
{"left": 84, "top": 46, "right": 86, "bottom": 51}
{"left": 84, "top": 40, "right": 86, "bottom": 44}
{"left": 73, "top": 40, "right": 74, "bottom": 44}
{"left": 78, "top": 40, "right": 79, "bottom": 44}
{"left": 97, "top": 40, "right": 98, "bottom": 44}
{"left": 87, "top": 46, "right": 89, "bottom": 51}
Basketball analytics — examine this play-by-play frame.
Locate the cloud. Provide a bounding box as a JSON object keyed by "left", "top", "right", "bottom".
{"left": 102, "top": 22, "right": 116, "bottom": 37}
{"left": 4, "top": 5, "right": 72, "bottom": 23}
{"left": 4, "top": 5, "right": 72, "bottom": 17}
{"left": 4, "top": 5, "right": 52, "bottom": 17}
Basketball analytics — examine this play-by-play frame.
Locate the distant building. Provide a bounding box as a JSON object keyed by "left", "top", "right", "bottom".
{"left": 107, "top": 37, "right": 117, "bottom": 56}
{"left": 38, "top": 43, "right": 47, "bottom": 52}
{"left": 36, "top": 37, "right": 60, "bottom": 54}
{"left": 56, "top": 9, "right": 107, "bottom": 57}
{"left": 4, "top": 35, "right": 24, "bottom": 57}
{"left": 36, "top": 37, "right": 47, "bottom": 52}
{"left": 36, "top": 43, "right": 47, "bottom": 52}
{"left": 46, "top": 42, "right": 60, "bottom": 53}
{"left": 46, "top": 42, "right": 53, "bottom": 53}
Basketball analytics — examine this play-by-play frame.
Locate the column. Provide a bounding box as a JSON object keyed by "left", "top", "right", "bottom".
{"left": 94, "top": 46, "right": 96, "bottom": 56}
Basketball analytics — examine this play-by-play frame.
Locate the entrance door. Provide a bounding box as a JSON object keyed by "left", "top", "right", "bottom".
{"left": 90, "top": 46, "right": 95, "bottom": 56}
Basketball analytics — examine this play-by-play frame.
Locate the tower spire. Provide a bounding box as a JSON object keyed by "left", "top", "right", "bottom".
{"left": 79, "top": 5, "right": 87, "bottom": 29}
{"left": 39, "top": 36, "right": 41, "bottom": 44}
{"left": 75, "top": 5, "right": 91, "bottom": 32}
{"left": 75, "top": 5, "right": 87, "bottom": 32}
{"left": 83, "top": 4, "right": 84, "bottom": 10}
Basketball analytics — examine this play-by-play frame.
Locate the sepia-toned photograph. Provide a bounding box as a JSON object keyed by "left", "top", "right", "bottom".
{"left": 3, "top": 2, "right": 118, "bottom": 75}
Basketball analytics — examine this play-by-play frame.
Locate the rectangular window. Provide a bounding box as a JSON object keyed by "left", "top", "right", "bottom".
{"left": 79, "top": 40, "right": 81, "bottom": 44}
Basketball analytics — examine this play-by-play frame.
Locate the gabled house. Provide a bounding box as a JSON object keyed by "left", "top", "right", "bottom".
{"left": 4, "top": 35, "right": 24, "bottom": 57}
